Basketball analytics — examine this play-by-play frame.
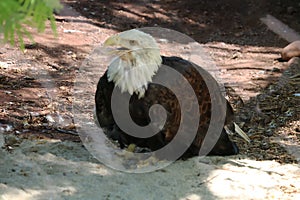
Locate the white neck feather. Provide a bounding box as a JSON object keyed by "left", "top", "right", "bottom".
{"left": 107, "top": 49, "right": 162, "bottom": 98}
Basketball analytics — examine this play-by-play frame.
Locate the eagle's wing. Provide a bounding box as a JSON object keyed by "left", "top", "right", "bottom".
{"left": 95, "top": 71, "right": 120, "bottom": 140}
{"left": 143, "top": 56, "right": 237, "bottom": 157}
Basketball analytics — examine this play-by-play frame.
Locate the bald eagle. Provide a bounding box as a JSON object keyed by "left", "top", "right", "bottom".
{"left": 95, "top": 29, "right": 240, "bottom": 159}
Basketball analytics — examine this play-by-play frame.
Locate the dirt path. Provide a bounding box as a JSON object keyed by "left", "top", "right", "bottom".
{"left": 0, "top": 1, "right": 300, "bottom": 199}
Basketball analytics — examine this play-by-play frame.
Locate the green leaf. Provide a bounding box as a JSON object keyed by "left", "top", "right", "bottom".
{"left": 0, "top": 0, "right": 62, "bottom": 50}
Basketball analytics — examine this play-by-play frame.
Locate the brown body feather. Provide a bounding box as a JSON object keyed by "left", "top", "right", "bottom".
{"left": 95, "top": 56, "right": 238, "bottom": 158}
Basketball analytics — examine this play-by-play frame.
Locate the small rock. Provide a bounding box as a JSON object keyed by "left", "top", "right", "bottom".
{"left": 46, "top": 114, "right": 56, "bottom": 123}
{"left": 261, "top": 142, "right": 270, "bottom": 150}
{"left": 0, "top": 123, "right": 13, "bottom": 132}
{"left": 23, "top": 76, "right": 34, "bottom": 80}
{"left": 5, "top": 135, "right": 20, "bottom": 146}
{"left": 232, "top": 53, "right": 239, "bottom": 59}
{"left": 63, "top": 29, "right": 79, "bottom": 33}
{"left": 4, "top": 91, "right": 12, "bottom": 94}
{"left": 272, "top": 67, "right": 281, "bottom": 72}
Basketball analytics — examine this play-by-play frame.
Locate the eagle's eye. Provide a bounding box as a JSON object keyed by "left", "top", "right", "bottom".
{"left": 129, "top": 40, "right": 137, "bottom": 45}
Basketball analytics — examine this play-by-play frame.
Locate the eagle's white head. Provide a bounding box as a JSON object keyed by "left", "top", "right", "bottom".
{"left": 104, "top": 29, "right": 162, "bottom": 98}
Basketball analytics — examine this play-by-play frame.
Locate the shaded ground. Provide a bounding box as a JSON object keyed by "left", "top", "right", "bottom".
{"left": 0, "top": 0, "right": 300, "bottom": 199}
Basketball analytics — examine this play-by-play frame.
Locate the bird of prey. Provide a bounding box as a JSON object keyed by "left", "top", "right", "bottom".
{"left": 95, "top": 29, "right": 245, "bottom": 159}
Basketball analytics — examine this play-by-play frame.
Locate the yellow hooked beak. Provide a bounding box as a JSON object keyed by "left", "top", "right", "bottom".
{"left": 103, "top": 35, "right": 121, "bottom": 56}
{"left": 103, "top": 35, "right": 120, "bottom": 47}
{"left": 103, "top": 34, "right": 132, "bottom": 57}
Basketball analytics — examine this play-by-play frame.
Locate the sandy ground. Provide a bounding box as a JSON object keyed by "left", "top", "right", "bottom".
{"left": 0, "top": 138, "right": 300, "bottom": 200}
{"left": 1, "top": 1, "right": 300, "bottom": 199}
